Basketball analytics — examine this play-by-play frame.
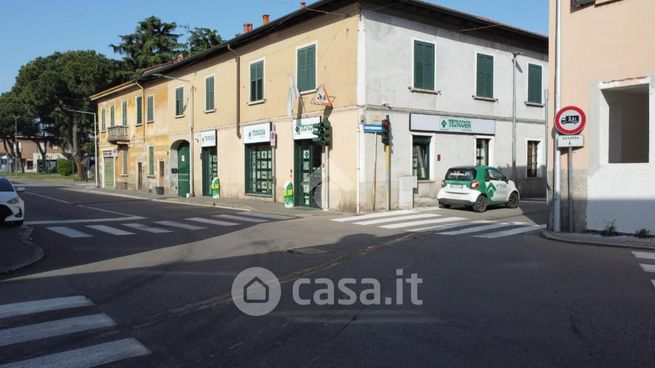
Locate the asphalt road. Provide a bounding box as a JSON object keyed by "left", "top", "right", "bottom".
{"left": 1, "top": 181, "right": 654, "bottom": 367}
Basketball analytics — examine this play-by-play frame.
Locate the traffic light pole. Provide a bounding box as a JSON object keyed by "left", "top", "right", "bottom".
{"left": 385, "top": 114, "right": 391, "bottom": 211}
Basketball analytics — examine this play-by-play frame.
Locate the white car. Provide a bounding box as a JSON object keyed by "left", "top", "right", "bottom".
{"left": 0, "top": 177, "right": 26, "bottom": 226}
{"left": 437, "top": 166, "right": 520, "bottom": 212}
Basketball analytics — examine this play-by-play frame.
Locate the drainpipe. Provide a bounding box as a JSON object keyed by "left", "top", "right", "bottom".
{"left": 227, "top": 44, "right": 241, "bottom": 139}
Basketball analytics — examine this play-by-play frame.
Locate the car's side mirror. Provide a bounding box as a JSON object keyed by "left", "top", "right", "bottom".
{"left": 15, "top": 187, "right": 26, "bottom": 193}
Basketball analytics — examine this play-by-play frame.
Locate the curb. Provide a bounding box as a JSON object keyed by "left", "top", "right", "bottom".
{"left": 541, "top": 231, "right": 655, "bottom": 251}
{"left": 0, "top": 226, "right": 44, "bottom": 275}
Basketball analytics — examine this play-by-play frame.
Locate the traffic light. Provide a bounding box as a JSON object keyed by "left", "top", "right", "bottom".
{"left": 381, "top": 118, "right": 391, "bottom": 146}
{"left": 312, "top": 119, "right": 332, "bottom": 146}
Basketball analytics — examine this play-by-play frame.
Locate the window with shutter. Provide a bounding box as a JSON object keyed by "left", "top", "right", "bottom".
{"left": 110, "top": 105, "right": 115, "bottom": 127}
{"left": 205, "top": 76, "right": 215, "bottom": 111}
{"left": 101, "top": 107, "right": 106, "bottom": 131}
{"left": 250, "top": 61, "right": 264, "bottom": 102}
{"left": 476, "top": 54, "right": 494, "bottom": 98}
{"left": 528, "top": 64, "right": 543, "bottom": 104}
{"left": 175, "top": 87, "right": 184, "bottom": 116}
{"left": 136, "top": 96, "right": 143, "bottom": 125}
{"left": 146, "top": 96, "right": 154, "bottom": 122}
{"left": 148, "top": 146, "right": 155, "bottom": 176}
{"left": 121, "top": 100, "right": 127, "bottom": 126}
{"left": 414, "top": 41, "right": 435, "bottom": 90}
{"left": 297, "top": 45, "right": 316, "bottom": 92}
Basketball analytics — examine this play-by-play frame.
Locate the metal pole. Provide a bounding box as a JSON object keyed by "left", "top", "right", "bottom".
{"left": 568, "top": 147, "right": 573, "bottom": 232}
{"left": 553, "top": 0, "right": 562, "bottom": 233}
{"left": 14, "top": 116, "right": 18, "bottom": 173}
{"left": 93, "top": 112, "right": 98, "bottom": 188}
{"left": 386, "top": 114, "right": 391, "bottom": 211}
{"left": 544, "top": 90, "right": 551, "bottom": 230}
{"left": 189, "top": 83, "right": 195, "bottom": 197}
{"left": 373, "top": 135, "right": 377, "bottom": 212}
{"left": 512, "top": 54, "right": 518, "bottom": 181}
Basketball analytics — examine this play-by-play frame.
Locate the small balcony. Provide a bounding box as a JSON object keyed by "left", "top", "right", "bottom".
{"left": 107, "top": 126, "right": 129, "bottom": 143}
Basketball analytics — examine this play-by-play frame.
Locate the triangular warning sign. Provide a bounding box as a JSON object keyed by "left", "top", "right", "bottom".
{"left": 311, "top": 84, "right": 333, "bottom": 107}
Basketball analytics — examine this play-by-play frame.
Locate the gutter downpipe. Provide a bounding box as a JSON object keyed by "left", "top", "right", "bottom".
{"left": 553, "top": 0, "right": 562, "bottom": 232}
{"left": 227, "top": 44, "right": 242, "bottom": 139}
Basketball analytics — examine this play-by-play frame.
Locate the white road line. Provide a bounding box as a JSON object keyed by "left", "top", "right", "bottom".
{"left": 331, "top": 210, "right": 415, "bottom": 223}
{"left": 237, "top": 212, "right": 293, "bottom": 220}
{"left": 438, "top": 222, "right": 524, "bottom": 236}
{"left": 26, "top": 216, "right": 145, "bottom": 226}
{"left": 407, "top": 220, "right": 494, "bottom": 233}
{"left": 214, "top": 214, "right": 268, "bottom": 223}
{"left": 23, "top": 192, "right": 71, "bottom": 205}
{"left": 380, "top": 217, "right": 466, "bottom": 229}
{"left": 474, "top": 224, "right": 546, "bottom": 238}
{"left": 640, "top": 264, "right": 655, "bottom": 273}
{"left": 354, "top": 214, "right": 440, "bottom": 226}
{"left": 651, "top": 280, "right": 655, "bottom": 289}
{"left": 122, "top": 223, "right": 172, "bottom": 234}
{"left": 186, "top": 217, "right": 239, "bottom": 226}
{"left": 0, "top": 296, "right": 93, "bottom": 320}
{"left": 153, "top": 221, "right": 206, "bottom": 230}
{"left": 0, "top": 338, "right": 150, "bottom": 368}
{"left": 86, "top": 225, "right": 135, "bottom": 236}
{"left": 633, "top": 251, "right": 655, "bottom": 261}
{"left": 0, "top": 314, "right": 115, "bottom": 348}
{"left": 46, "top": 227, "right": 93, "bottom": 239}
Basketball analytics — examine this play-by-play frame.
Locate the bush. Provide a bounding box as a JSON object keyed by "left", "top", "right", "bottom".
{"left": 56, "top": 160, "right": 74, "bottom": 176}
{"left": 635, "top": 229, "right": 652, "bottom": 239}
{"left": 601, "top": 220, "right": 618, "bottom": 237}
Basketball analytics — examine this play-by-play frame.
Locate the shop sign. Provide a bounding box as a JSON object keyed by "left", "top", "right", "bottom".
{"left": 410, "top": 114, "right": 496, "bottom": 135}
{"left": 200, "top": 130, "right": 217, "bottom": 147}
{"left": 293, "top": 117, "right": 320, "bottom": 140}
{"left": 244, "top": 123, "right": 271, "bottom": 144}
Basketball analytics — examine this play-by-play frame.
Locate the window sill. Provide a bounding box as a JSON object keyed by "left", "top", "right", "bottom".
{"left": 175, "top": 115, "right": 185, "bottom": 119}
{"left": 300, "top": 89, "right": 317, "bottom": 96}
{"left": 410, "top": 87, "right": 439, "bottom": 95}
{"left": 245, "top": 192, "right": 272, "bottom": 198}
{"left": 525, "top": 101, "right": 544, "bottom": 108}
{"left": 135, "top": 123, "right": 143, "bottom": 127}
{"left": 121, "top": 174, "right": 128, "bottom": 177}
{"left": 204, "top": 109, "right": 216, "bottom": 114}
{"left": 147, "top": 175, "right": 155, "bottom": 178}
{"left": 472, "top": 95, "right": 498, "bottom": 103}
{"left": 147, "top": 120, "right": 154, "bottom": 124}
{"left": 248, "top": 99, "right": 266, "bottom": 106}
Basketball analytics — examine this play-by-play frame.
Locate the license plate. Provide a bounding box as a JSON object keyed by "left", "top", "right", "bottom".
{"left": 450, "top": 184, "right": 464, "bottom": 189}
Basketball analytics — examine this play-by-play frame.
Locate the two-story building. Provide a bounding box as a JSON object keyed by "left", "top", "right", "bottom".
{"left": 92, "top": 0, "right": 548, "bottom": 213}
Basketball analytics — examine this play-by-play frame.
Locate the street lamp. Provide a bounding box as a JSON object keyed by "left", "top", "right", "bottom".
{"left": 13, "top": 115, "right": 18, "bottom": 174}
{"left": 153, "top": 73, "right": 195, "bottom": 197}
{"left": 62, "top": 108, "right": 98, "bottom": 188}
{"left": 511, "top": 52, "right": 523, "bottom": 182}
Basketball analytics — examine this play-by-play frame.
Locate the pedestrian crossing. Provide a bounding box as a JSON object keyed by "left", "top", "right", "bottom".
{"left": 633, "top": 251, "right": 655, "bottom": 290}
{"left": 0, "top": 295, "right": 150, "bottom": 367}
{"left": 42, "top": 211, "right": 293, "bottom": 239}
{"left": 332, "top": 210, "right": 545, "bottom": 239}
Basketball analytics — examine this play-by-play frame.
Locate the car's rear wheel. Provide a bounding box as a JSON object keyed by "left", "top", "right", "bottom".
{"left": 438, "top": 202, "right": 451, "bottom": 209}
{"left": 507, "top": 192, "right": 520, "bottom": 209}
{"left": 472, "top": 195, "right": 488, "bottom": 213}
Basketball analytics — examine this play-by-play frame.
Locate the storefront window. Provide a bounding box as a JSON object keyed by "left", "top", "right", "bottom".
{"left": 245, "top": 143, "right": 272, "bottom": 196}
{"left": 476, "top": 139, "right": 490, "bottom": 166}
{"left": 412, "top": 136, "right": 431, "bottom": 180}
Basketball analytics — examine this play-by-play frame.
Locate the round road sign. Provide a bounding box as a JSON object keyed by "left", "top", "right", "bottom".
{"left": 555, "top": 106, "right": 586, "bottom": 135}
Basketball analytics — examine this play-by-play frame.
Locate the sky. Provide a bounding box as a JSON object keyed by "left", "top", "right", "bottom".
{"left": 0, "top": 0, "right": 548, "bottom": 93}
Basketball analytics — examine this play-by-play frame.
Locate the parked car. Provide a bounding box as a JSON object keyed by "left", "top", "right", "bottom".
{"left": 437, "top": 166, "right": 519, "bottom": 213}
{"left": 0, "top": 177, "right": 26, "bottom": 226}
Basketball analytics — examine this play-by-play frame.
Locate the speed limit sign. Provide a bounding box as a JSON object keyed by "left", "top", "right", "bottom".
{"left": 555, "top": 106, "right": 586, "bottom": 135}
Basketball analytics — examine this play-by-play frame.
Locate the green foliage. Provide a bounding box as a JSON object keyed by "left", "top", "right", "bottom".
{"left": 56, "top": 159, "right": 75, "bottom": 176}
{"left": 601, "top": 220, "right": 618, "bottom": 237}
{"left": 635, "top": 228, "right": 652, "bottom": 239}
{"left": 187, "top": 27, "right": 223, "bottom": 55}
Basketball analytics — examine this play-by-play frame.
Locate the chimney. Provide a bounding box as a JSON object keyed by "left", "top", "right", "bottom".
{"left": 262, "top": 14, "right": 270, "bottom": 26}
{"left": 300, "top": 2, "right": 306, "bottom": 8}
{"left": 243, "top": 23, "right": 253, "bottom": 33}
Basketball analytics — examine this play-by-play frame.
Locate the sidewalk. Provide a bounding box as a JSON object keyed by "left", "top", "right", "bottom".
{"left": 542, "top": 231, "right": 655, "bottom": 251}
{"left": 0, "top": 226, "right": 44, "bottom": 274}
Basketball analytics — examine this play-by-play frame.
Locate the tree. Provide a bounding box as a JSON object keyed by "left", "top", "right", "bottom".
{"left": 187, "top": 27, "right": 223, "bottom": 55}
{"left": 111, "top": 16, "right": 185, "bottom": 75}
{"left": 0, "top": 91, "right": 26, "bottom": 172}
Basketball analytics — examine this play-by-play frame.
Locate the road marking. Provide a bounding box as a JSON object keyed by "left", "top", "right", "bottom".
{"left": 23, "top": 192, "right": 71, "bottom": 205}
{"left": 438, "top": 222, "right": 523, "bottom": 236}
{"left": 0, "top": 314, "right": 115, "bottom": 348}
{"left": 0, "top": 296, "right": 93, "bottom": 320}
{"left": 652, "top": 280, "right": 655, "bottom": 289}
{"left": 0, "top": 338, "right": 150, "bottom": 368}
{"left": 237, "top": 212, "right": 293, "bottom": 220}
{"left": 186, "top": 217, "right": 239, "bottom": 226}
{"left": 46, "top": 227, "right": 93, "bottom": 239}
{"left": 407, "top": 220, "right": 494, "bottom": 233}
{"left": 214, "top": 214, "right": 268, "bottom": 223}
{"left": 474, "top": 224, "right": 546, "bottom": 238}
{"left": 633, "top": 251, "right": 655, "bottom": 261}
{"left": 86, "top": 225, "right": 135, "bottom": 236}
{"left": 354, "top": 214, "right": 440, "bottom": 226}
{"left": 639, "top": 264, "right": 655, "bottom": 273}
{"left": 153, "top": 221, "right": 206, "bottom": 230}
{"left": 331, "top": 210, "right": 415, "bottom": 222}
{"left": 122, "top": 223, "right": 172, "bottom": 234}
{"left": 27, "top": 216, "right": 145, "bottom": 226}
{"left": 380, "top": 217, "right": 466, "bottom": 229}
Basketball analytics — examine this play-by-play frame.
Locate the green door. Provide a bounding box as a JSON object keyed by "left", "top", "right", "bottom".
{"left": 202, "top": 147, "right": 218, "bottom": 196}
{"left": 294, "top": 141, "right": 322, "bottom": 208}
{"left": 103, "top": 157, "right": 115, "bottom": 189}
{"left": 177, "top": 142, "right": 190, "bottom": 197}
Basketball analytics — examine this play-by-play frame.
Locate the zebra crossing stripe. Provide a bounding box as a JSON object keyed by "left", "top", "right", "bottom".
{"left": 354, "top": 214, "right": 439, "bottom": 226}
{"left": 331, "top": 210, "right": 415, "bottom": 222}
{"left": 474, "top": 224, "right": 546, "bottom": 238}
{"left": 85, "top": 225, "right": 135, "bottom": 236}
{"left": 237, "top": 212, "right": 293, "bottom": 220}
{"left": 187, "top": 217, "right": 239, "bottom": 226}
{"left": 122, "top": 223, "right": 172, "bottom": 234}
{"left": 214, "top": 214, "right": 268, "bottom": 223}
{"left": 438, "top": 223, "right": 522, "bottom": 236}
{"left": 46, "top": 227, "right": 93, "bottom": 238}
{"left": 0, "top": 338, "right": 150, "bottom": 368}
{"left": 407, "top": 220, "right": 494, "bottom": 233}
{"left": 639, "top": 264, "right": 655, "bottom": 273}
{"left": 153, "top": 221, "right": 206, "bottom": 230}
{"left": 380, "top": 217, "right": 466, "bottom": 229}
{"left": 0, "top": 314, "right": 115, "bottom": 348}
{"left": 633, "top": 251, "right": 655, "bottom": 260}
{"left": 0, "top": 296, "right": 93, "bottom": 320}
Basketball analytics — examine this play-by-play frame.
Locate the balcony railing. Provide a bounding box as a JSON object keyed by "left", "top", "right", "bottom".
{"left": 107, "top": 126, "right": 129, "bottom": 143}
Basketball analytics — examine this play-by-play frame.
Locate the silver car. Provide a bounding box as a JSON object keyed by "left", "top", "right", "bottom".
{"left": 0, "top": 177, "right": 26, "bottom": 226}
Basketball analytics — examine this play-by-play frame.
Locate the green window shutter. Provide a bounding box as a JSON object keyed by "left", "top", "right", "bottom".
{"left": 250, "top": 61, "right": 264, "bottom": 101}
{"left": 414, "top": 42, "right": 423, "bottom": 89}
{"left": 147, "top": 96, "right": 154, "bottom": 122}
{"left": 297, "top": 47, "right": 307, "bottom": 92}
{"left": 528, "top": 64, "right": 542, "bottom": 104}
{"left": 136, "top": 96, "right": 143, "bottom": 124}
{"left": 175, "top": 87, "right": 184, "bottom": 116}
{"left": 414, "top": 41, "right": 435, "bottom": 90}
{"left": 110, "top": 105, "right": 115, "bottom": 127}
{"left": 476, "top": 54, "right": 494, "bottom": 98}
{"left": 206, "top": 76, "right": 215, "bottom": 111}
{"left": 101, "top": 108, "right": 106, "bottom": 130}
{"left": 297, "top": 45, "right": 316, "bottom": 92}
{"left": 148, "top": 146, "right": 154, "bottom": 176}
{"left": 121, "top": 101, "right": 127, "bottom": 126}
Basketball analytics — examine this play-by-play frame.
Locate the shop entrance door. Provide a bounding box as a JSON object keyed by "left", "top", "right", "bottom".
{"left": 202, "top": 147, "right": 218, "bottom": 196}
{"left": 294, "top": 140, "right": 322, "bottom": 208}
{"left": 177, "top": 142, "right": 190, "bottom": 197}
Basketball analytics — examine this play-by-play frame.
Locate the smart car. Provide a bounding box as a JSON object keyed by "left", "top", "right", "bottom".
{"left": 0, "top": 177, "right": 26, "bottom": 226}
{"left": 437, "top": 166, "right": 519, "bottom": 213}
